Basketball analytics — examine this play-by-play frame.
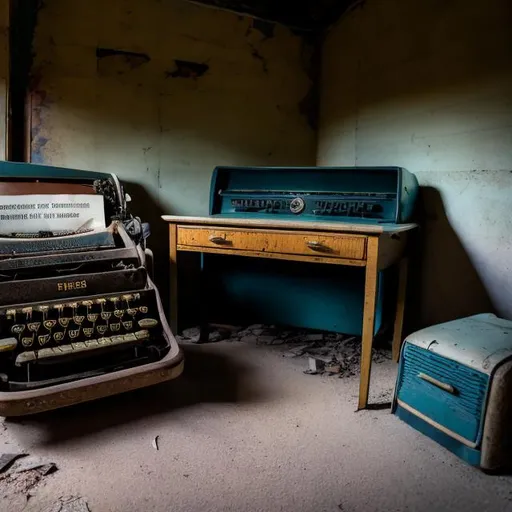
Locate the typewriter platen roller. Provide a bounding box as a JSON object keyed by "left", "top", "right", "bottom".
{"left": 0, "top": 161, "right": 183, "bottom": 416}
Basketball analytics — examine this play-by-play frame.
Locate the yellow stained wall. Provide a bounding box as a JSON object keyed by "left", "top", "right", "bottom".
{"left": 0, "top": 0, "right": 8, "bottom": 159}
{"left": 30, "top": 0, "right": 316, "bottom": 215}
{"left": 319, "top": 0, "right": 512, "bottom": 325}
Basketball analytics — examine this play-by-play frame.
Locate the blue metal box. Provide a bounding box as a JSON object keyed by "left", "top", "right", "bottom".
{"left": 393, "top": 314, "right": 512, "bottom": 471}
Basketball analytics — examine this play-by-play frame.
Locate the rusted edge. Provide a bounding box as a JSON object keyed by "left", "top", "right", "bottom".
{"left": 0, "top": 348, "right": 184, "bottom": 417}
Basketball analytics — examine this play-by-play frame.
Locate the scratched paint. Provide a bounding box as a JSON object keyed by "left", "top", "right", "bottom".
{"left": 318, "top": 0, "right": 512, "bottom": 324}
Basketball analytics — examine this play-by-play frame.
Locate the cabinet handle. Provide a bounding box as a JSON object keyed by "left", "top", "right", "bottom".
{"left": 306, "top": 240, "right": 332, "bottom": 253}
{"left": 418, "top": 372, "right": 456, "bottom": 394}
{"left": 209, "top": 235, "right": 228, "bottom": 245}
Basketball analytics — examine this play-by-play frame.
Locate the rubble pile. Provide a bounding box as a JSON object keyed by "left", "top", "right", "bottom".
{"left": 177, "top": 324, "right": 392, "bottom": 378}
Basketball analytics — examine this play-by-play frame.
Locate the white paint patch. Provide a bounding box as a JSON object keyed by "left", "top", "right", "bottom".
{"left": 0, "top": 194, "right": 105, "bottom": 233}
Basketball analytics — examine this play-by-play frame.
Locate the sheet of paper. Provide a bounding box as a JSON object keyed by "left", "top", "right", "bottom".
{"left": 0, "top": 194, "right": 106, "bottom": 234}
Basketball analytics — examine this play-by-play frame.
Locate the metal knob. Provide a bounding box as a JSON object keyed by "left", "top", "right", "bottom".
{"left": 306, "top": 240, "right": 331, "bottom": 253}
{"left": 209, "top": 235, "right": 228, "bottom": 245}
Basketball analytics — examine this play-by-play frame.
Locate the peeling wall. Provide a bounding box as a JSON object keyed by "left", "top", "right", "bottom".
{"left": 31, "top": 0, "right": 316, "bottom": 210}
{"left": 319, "top": 0, "right": 512, "bottom": 325}
{"left": 30, "top": 0, "right": 316, "bottom": 321}
{"left": 0, "top": 0, "right": 8, "bottom": 159}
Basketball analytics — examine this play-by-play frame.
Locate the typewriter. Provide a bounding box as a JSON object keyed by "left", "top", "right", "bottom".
{"left": 210, "top": 165, "right": 417, "bottom": 223}
{"left": 205, "top": 166, "right": 418, "bottom": 335}
{"left": 0, "top": 161, "right": 183, "bottom": 416}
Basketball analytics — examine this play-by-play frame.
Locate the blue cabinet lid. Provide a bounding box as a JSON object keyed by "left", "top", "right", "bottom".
{"left": 405, "top": 314, "right": 512, "bottom": 375}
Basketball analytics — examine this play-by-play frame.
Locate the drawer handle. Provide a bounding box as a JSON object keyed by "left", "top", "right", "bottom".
{"left": 208, "top": 235, "right": 229, "bottom": 245}
{"left": 306, "top": 240, "right": 332, "bottom": 253}
{"left": 418, "top": 372, "right": 456, "bottom": 394}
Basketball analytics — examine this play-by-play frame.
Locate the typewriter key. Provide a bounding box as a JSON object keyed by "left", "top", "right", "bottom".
{"left": 139, "top": 306, "right": 149, "bottom": 314}
{"left": 83, "top": 328, "right": 94, "bottom": 337}
{"left": 135, "top": 330, "right": 149, "bottom": 340}
{"left": 38, "top": 334, "right": 51, "bottom": 346}
{"left": 111, "top": 323, "right": 121, "bottom": 332}
{"left": 114, "top": 310, "right": 124, "bottom": 318}
{"left": 28, "top": 322, "right": 41, "bottom": 332}
{"left": 69, "top": 329, "right": 80, "bottom": 339}
{"left": 122, "top": 321, "right": 133, "bottom": 330}
{"left": 0, "top": 338, "right": 17, "bottom": 351}
{"left": 22, "top": 307, "right": 33, "bottom": 320}
{"left": 57, "top": 344, "right": 73, "bottom": 353}
{"left": 138, "top": 318, "right": 158, "bottom": 329}
{"left": 44, "top": 320, "right": 57, "bottom": 330}
{"left": 22, "top": 336, "right": 34, "bottom": 347}
{"left": 11, "top": 324, "right": 25, "bottom": 335}
{"left": 74, "top": 315, "right": 85, "bottom": 325}
{"left": 87, "top": 313, "right": 99, "bottom": 322}
{"left": 97, "top": 325, "right": 108, "bottom": 335}
{"left": 53, "top": 332, "right": 65, "bottom": 342}
{"left": 101, "top": 312, "right": 112, "bottom": 320}
{"left": 59, "top": 317, "right": 71, "bottom": 327}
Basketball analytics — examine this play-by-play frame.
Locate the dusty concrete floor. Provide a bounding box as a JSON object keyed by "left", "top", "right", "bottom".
{"left": 1, "top": 341, "right": 512, "bottom": 512}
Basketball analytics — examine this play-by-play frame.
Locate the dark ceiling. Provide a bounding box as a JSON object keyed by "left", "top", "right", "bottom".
{"left": 188, "top": 0, "right": 359, "bottom": 31}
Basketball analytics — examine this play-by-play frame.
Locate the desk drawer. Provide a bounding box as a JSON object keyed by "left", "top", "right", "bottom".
{"left": 177, "top": 227, "right": 366, "bottom": 260}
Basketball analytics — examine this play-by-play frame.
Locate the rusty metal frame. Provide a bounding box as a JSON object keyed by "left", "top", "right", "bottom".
{"left": 0, "top": 344, "right": 184, "bottom": 416}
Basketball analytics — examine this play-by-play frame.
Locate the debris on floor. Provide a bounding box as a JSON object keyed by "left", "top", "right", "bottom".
{"left": 0, "top": 453, "right": 27, "bottom": 473}
{"left": 44, "top": 495, "right": 90, "bottom": 512}
{"left": 182, "top": 326, "right": 200, "bottom": 342}
{"left": 152, "top": 436, "right": 160, "bottom": 451}
{"left": 0, "top": 453, "right": 57, "bottom": 499}
{"left": 177, "top": 324, "right": 391, "bottom": 378}
{"left": 11, "top": 457, "right": 57, "bottom": 476}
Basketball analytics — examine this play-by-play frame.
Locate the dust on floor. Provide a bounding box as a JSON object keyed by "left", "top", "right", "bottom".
{"left": 1, "top": 337, "right": 511, "bottom": 512}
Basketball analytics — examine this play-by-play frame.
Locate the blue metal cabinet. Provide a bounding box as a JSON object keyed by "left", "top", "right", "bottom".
{"left": 393, "top": 314, "right": 512, "bottom": 470}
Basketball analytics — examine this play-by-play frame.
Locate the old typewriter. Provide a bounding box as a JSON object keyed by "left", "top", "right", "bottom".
{"left": 0, "top": 161, "right": 183, "bottom": 416}
{"left": 210, "top": 166, "right": 417, "bottom": 223}
{"left": 205, "top": 166, "right": 418, "bottom": 335}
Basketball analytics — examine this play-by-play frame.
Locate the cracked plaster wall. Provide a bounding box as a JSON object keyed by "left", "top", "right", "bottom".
{"left": 29, "top": 0, "right": 316, "bottom": 323}
{"left": 319, "top": 0, "right": 512, "bottom": 325}
{"left": 30, "top": 0, "right": 316, "bottom": 214}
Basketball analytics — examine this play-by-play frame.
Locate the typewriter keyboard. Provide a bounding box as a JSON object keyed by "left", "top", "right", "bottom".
{"left": 0, "top": 290, "right": 168, "bottom": 389}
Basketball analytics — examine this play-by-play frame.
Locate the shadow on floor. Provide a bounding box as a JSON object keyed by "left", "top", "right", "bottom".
{"left": 5, "top": 343, "right": 266, "bottom": 445}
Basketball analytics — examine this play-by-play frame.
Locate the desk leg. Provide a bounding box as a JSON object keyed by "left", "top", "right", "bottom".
{"left": 392, "top": 257, "right": 408, "bottom": 363}
{"left": 169, "top": 224, "right": 178, "bottom": 334}
{"left": 358, "top": 236, "right": 379, "bottom": 410}
{"left": 198, "top": 253, "right": 209, "bottom": 343}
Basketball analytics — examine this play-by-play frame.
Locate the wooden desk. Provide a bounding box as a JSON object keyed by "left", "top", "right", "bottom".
{"left": 163, "top": 215, "right": 417, "bottom": 410}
